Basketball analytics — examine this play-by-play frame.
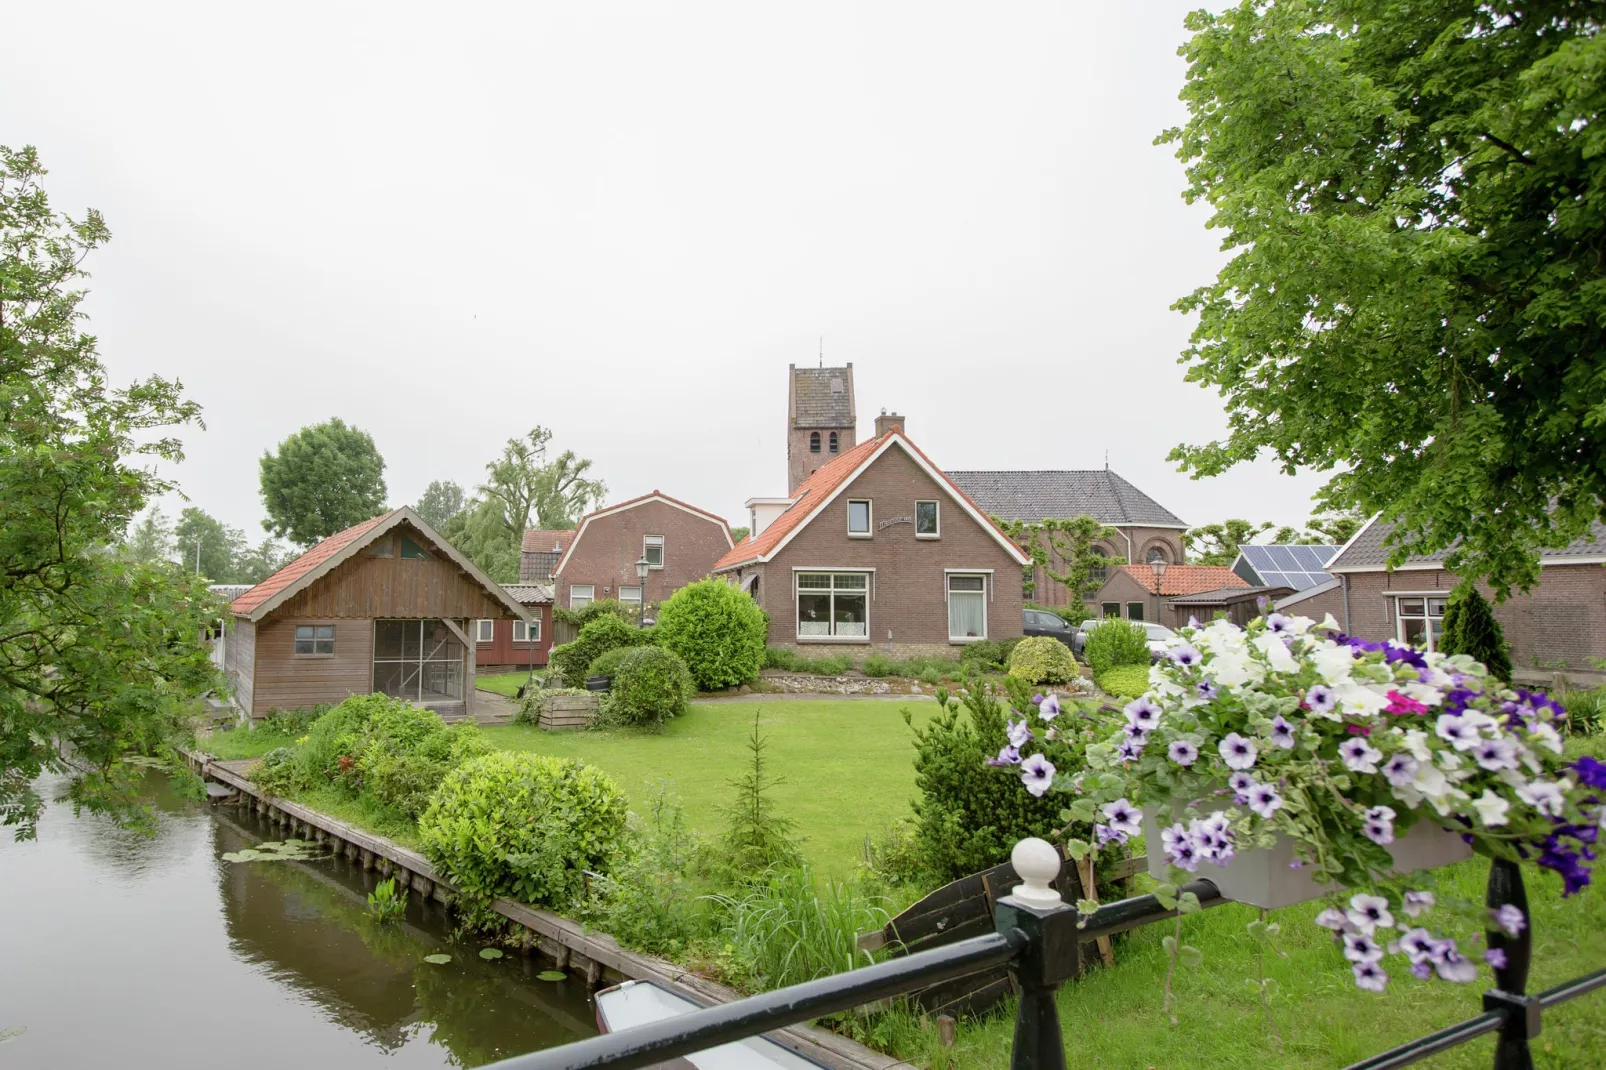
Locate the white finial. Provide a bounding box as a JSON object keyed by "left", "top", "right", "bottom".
{"left": 1009, "top": 838, "right": 1063, "bottom": 908}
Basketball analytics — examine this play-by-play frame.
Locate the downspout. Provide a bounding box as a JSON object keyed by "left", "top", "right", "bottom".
{"left": 1341, "top": 574, "right": 1352, "bottom": 634}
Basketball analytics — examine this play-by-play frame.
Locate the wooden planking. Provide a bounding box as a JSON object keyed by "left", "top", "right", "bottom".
{"left": 276, "top": 526, "right": 512, "bottom": 621}
{"left": 252, "top": 616, "right": 376, "bottom": 712}
{"left": 226, "top": 618, "right": 257, "bottom": 715}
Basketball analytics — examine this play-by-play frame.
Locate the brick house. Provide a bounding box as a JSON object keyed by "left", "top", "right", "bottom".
{"left": 1090, "top": 564, "right": 1252, "bottom": 629}
{"left": 946, "top": 468, "right": 1189, "bottom": 613}
{"left": 1325, "top": 517, "right": 1606, "bottom": 686}
{"left": 551, "top": 491, "right": 734, "bottom": 613}
{"left": 788, "top": 363, "right": 857, "bottom": 493}
{"left": 472, "top": 584, "right": 553, "bottom": 671}
{"left": 715, "top": 427, "right": 1033, "bottom": 657}
{"left": 520, "top": 529, "right": 575, "bottom": 583}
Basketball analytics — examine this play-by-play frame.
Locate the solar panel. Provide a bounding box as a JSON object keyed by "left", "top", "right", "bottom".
{"left": 1259, "top": 570, "right": 1294, "bottom": 588}
{"left": 1262, "top": 545, "right": 1297, "bottom": 569}
{"left": 1296, "top": 545, "right": 1338, "bottom": 570}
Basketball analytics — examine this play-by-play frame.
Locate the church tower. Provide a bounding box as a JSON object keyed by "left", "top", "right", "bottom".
{"left": 786, "top": 362, "right": 856, "bottom": 493}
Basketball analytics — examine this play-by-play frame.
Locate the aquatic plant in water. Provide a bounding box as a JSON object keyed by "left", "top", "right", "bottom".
{"left": 221, "top": 838, "right": 327, "bottom": 864}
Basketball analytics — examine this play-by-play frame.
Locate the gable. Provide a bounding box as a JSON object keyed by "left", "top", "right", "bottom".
{"left": 552, "top": 492, "right": 732, "bottom": 578}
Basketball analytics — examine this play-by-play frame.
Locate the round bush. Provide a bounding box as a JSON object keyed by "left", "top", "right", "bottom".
{"left": 549, "top": 613, "right": 652, "bottom": 686}
{"left": 602, "top": 646, "right": 693, "bottom": 728}
{"left": 419, "top": 751, "right": 629, "bottom": 910}
{"left": 654, "top": 578, "right": 767, "bottom": 690}
{"left": 357, "top": 709, "right": 493, "bottom": 818}
{"left": 1097, "top": 664, "right": 1152, "bottom": 700}
{"left": 1006, "top": 636, "right": 1077, "bottom": 684}
{"left": 587, "top": 645, "right": 636, "bottom": 681}
{"left": 1084, "top": 618, "right": 1150, "bottom": 677}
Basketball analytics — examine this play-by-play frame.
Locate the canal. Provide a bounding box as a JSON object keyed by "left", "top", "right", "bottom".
{"left": 0, "top": 772, "right": 597, "bottom": 1068}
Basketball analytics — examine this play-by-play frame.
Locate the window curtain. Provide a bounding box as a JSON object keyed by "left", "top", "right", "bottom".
{"left": 949, "top": 591, "right": 985, "bottom": 639}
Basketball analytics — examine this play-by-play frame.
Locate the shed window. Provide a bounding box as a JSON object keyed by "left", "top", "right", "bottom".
{"left": 475, "top": 619, "right": 494, "bottom": 643}
{"left": 400, "top": 536, "right": 430, "bottom": 559}
{"left": 1100, "top": 602, "right": 1119, "bottom": 618}
{"left": 570, "top": 585, "right": 595, "bottom": 609}
{"left": 1127, "top": 602, "right": 1145, "bottom": 621}
{"left": 368, "top": 537, "right": 393, "bottom": 557}
{"left": 796, "top": 572, "right": 869, "bottom": 639}
{"left": 847, "top": 499, "right": 872, "bottom": 536}
{"left": 916, "top": 500, "right": 940, "bottom": 537}
{"left": 294, "top": 624, "right": 335, "bottom": 656}
{"left": 644, "top": 535, "right": 664, "bottom": 568}
{"left": 809, "top": 432, "right": 821, "bottom": 453}
{"left": 947, "top": 574, "right": 987, "bottom": 641}
{"left": 513, "top": 619, "right": 539, "bottom": 643}
{"left": 829, "top": 431, "right": 839, "bottom": 453}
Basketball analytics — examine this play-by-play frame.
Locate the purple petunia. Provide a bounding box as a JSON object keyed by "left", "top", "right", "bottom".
{"left": 1485, "top": 948, "right": 1508, "bottom": 970}
{"left": 1573, "top": 755, "right": 1606, "bottom": 791}
{"left": 1122, "top": 721, "right": 1150, "bottom": 744}
{"left": 1006, "top": 718, "right": 1033, "bottom": 750}
{"left": 1268, "top": 715, "right": 1296, "bottom": 749}
{"left": 1433, "top": 940, "right": 1479, "bottom": 983}
{"left": 1471, "top": 737, "right": 1519, "bottom": 772}
{"left": 1247, "top": 782, "right": 1284, "bottom": 818}
{"left": 1346, "top": 893, "right": 1394, "bottom": 934}
{"left": 1228, "top": 771, "right": 1258, "bottom": 803}
{"left": 1305, "top": 684, "right": 1338, "bottom": 715}
{"left": 1169, "top": 643, "right": 1202, "bottom": 668}
{"left": 1266, "top": 612, "right": 1294, "bottom": 635}
{"left": 987, "top": 745, "right": 1021, "bottom": 767}
{"left": 1219, "top": 732, "right": 1258, "bottom": 771}
{"left": 1436, "top": 713, "right": 1481, "bottom": 751}
{"left": 1401, "top": 891, "right": 1436, "bottom": 918}
{"left": 1362, "top": 805, "right": 1396, "bottom": 846}
{"left": 1352, "top": 961, "right": 1389, "bottom": 992}
{"left": 1397, "top": 927, "right": 1437, "bottom": 963}
{"left": 1101, "top": 798, "right": 1143, "bottom": 838}
{"left": 1382, "top": 752, "right": 1419, "bottom": 788}
{"left": 1161, "top": 822, "right": 1201, "bottom": 872}
{"left": 1095, "top": 823, "right": 1128, "bottom": 846}
{"left": 1116, "top": 739, "right": 1145, "bottom": 762}
{"left": 1125, "top": 696, "right": 1161, "bottom": 730}
{"left": 1196, "top": 678, "right": 1218, "bottom": 700}
{"left": 1168, "top": 739, "right": 1199, "bottom": 767}
{"left": 1038, "top": 693, "right": 1061, "bottom": 722}
{"left": 1343, "top": 931, "right": 1383, "bottom": 964}
{"left": 1338, "top": 737, "right": 1383, "bottom": 774}
{"left": 1020, "top": 753, "right": 1056, "bottom": 797}
{"left": 1315, "top": 907, "right": 1349, "bottom": 931}
{"left": 1491, "top": 904, "right": 1526, "bottom": 937}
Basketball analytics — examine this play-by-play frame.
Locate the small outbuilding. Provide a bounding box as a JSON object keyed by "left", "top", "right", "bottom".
{"left": 224, "top": 507, "right": 530, "bottom": 720}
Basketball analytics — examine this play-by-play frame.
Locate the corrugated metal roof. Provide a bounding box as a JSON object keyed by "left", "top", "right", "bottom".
{"left": 791, "top": 365, "right": 854, "bottom": 428}
{"left": 946, "top": 469, "right": 1186, "bottom": 527}
{"left": 1166, "top": 585, "right": 1287, "bottom": 605}
{"left": 1328, "top": 518, "right": 1606, "bottom": 571}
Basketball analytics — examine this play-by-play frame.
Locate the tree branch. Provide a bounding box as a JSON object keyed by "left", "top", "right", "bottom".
{"left": 1481, "top": 132, "right": 1535, "bottom": 166}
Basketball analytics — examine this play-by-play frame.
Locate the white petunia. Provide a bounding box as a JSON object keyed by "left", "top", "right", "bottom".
{"left": 1517, "top": 778, "right": 1569, "bottom": 818}
{"left": 1402, "top": 730, "right": 1434, "bottom": 763}
{"left": 1313, "top": 643, "right": 1357, "bottom": 685}
{"left": 1472, "top": 790, "right": 1511, "bottom": 827}
{"left": 1252, "top": 633, "right": 1299, "bottom": 673}
{"left": 1527, "top": 723, "right": 1564, "bottom": 756}
{"left": 1334, "top": 679, "right": 1390, "bottom": 717}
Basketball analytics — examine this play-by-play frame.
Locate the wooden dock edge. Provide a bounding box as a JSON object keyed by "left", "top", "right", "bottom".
{"left": 182, "top": 748, "right": 904, "bottom": 1070}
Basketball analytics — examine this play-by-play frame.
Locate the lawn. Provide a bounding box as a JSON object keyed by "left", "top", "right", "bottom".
{"left": 477, "top": 671, "right": 541, "bottom": 698}
{"left": 484, "top": 697, "right": 939, "bottom": 874}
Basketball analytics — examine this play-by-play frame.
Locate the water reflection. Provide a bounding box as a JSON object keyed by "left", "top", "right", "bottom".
{"left": 0, "top": 773, "right": 595, "bottom": 1068}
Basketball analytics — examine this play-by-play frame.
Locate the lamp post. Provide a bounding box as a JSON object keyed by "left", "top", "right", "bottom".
{"left": 634, "top": 556, "right": 650, "bottom": 628}
{"left": 1149, "top": 558, "right": 1167, "bottom": 626}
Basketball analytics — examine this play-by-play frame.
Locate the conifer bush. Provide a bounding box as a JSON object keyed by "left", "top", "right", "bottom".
{"left": 1439, "top": 585, "right": 1513, "bottom": 681}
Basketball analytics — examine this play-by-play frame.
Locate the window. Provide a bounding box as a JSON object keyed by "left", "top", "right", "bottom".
{"left": 644, "top": 535, "right": 664, "bottom": 569}
{"left": 619, "top": 586, "right": 642, "bottom": 605}
{"left": 1127, "top": 602, "right": 1145, "bottom": 621}
{"left": 829, "top": 431, "right": 839, "bottom": 453}
{"left": 294, "top": 624, "right": 335, "bottom": 656}
{"left": 947, "top": 574, "right": 987, "bottom": 641}
{"left": 513, "top": 618, "right": 540, "bottom": 643}
{"left": 847, "top": 499, "right": 872, "bottom": 536}
{"left": 373, "top": 619, "right": 463, "bottom": 703}
{"left": 915, "top": 500, "right": 940, "bottom": 538}
{"left": 570, "top": 584, "right": 595, "bottom": 608}
{"left": 796, "top": 572, "right": 869, "bottom": 639}
{"left": 809, "top": 432, "right": 821, "bottom": 453}
{"left": 475, "top": 619, "right": 494, "bottom": 643}
{"left": 1396, "top": 596, "right": 1448, "bottom": 651}
{"left": 400, "top": 536, "right": 429, "bottom": 559}
{"left": 1100, "top": 602, "right": 1120, "bottom": 618}
{"left": 512, "top": 620, "right": 527, "bottom": 642}
{"left": 368, "top": 537, "right": 392, "bottom": 557}
{"left": 1089, "top": 548, "right": 1110, "bottom": 585}
{"left": 1146, "top": 546, "right": 1169, "bottom": 565}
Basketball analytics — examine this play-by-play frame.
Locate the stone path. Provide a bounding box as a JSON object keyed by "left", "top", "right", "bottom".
{"left": 468, "top": 690, "right": 519, "bottom": 726}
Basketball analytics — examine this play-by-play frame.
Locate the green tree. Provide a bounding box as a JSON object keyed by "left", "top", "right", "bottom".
{"left": 1183, "top": 519, "right": 1272, "bottom": 566}
{"left": 122, "top": 507, "right": 173, "bottom": 565}
{"left": 413, "top": 479, "right": 465, "bottom": 531}
{"left": 999, "top": 515, "right": 1122, "bottom": 604}
{"left": 174, "top": 506, "right": 243, "bottom": 581}
{"left": 442, "top": 496, "right": 520, "bottom": 583}
{"left": 1164, "top": 2, "right": 1606, "bottom": 596}
{"left": 1, "top": 145, "right": 222, "bottom": 839}
{"left": 233, "top": 535, "right": 291, "bottom": 584}
{"left": 259, "top": 417, "right": 387, "bottom": 546}
{"left": 1307, "top": 511, "right": 1364, "bottom": 547}
{"left": 729, "top": 525, "right": 750, "bottom": 544}
{"left": 1440, "top": 585, "right": 1514, "bottom": 682}
{"left": 479, "top": 426, "right": 606, "bottom": 538}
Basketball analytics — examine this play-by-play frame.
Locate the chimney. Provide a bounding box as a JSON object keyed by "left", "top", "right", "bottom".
{"left": 875, "top": 409, "right": 905, "bottom": 438}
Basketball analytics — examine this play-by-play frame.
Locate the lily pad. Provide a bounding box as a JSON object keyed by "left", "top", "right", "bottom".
{"left": 423, "top": 954, "right": 453, "bottom": 965}
{"left": 0, "top": 1025, "right": 25, "bottom": 1043}
{"left": 537, "top": 970, "right": 567, "bottom": 982}
{"left": 479, "top": 948, "right": 504, "bottom": 960}
{"left": 221, "top": 839, "right": 328, "bottom": 864}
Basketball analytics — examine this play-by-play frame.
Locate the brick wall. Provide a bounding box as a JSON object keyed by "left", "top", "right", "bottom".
{"left": 1024, "top": 525, "right": 1187, "bottom": 610}
{"left": 554, "top": 499, "right": 732, "bottom": 611}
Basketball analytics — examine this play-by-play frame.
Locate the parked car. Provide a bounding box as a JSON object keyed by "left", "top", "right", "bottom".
{"left": 1023, "top": 609, "right": 1078, "bottom": 647}
{"left": 1074, "top": 618, "right": 1177, "bottom": 659}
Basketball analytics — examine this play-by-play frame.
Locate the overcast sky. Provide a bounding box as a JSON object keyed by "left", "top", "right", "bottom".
{"left": 4, "top": 1, "right": 1331, "bottom": 545}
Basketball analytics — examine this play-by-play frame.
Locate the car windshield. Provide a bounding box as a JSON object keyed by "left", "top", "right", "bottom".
{"left": 1144, "top": 625, "right": 1176, "bottom": 641}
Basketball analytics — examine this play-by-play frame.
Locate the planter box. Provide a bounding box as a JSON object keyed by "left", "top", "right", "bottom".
{"left": 1142, "top": 806, "right": 1471, "bottom": 910}
{"left": 539, "top": 694, "right": 600, "bottom": 732}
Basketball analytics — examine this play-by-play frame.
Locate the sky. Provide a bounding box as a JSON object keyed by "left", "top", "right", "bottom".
{"left": 3, "top": 1, "right": 1332, "bottom": 544}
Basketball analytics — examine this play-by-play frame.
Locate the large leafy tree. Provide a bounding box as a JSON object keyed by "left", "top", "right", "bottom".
{"left": 480, "top": 426, "right": 606, "bottom": 536}
{"left": 1184, "top": 519, "right": 1273, "bottom": 566}
{"left": 233, "top": 536, "right": 291, "bottom": 584}
{"left": 259, "top": 417, "right": 387, "bottom": 546}
{"left": 413, "top": 479, "right": 465, "bottom": 531}
{"left": 1165, "top": 2, "right": 1606, "bottom": 596}
{"left": 122, "top": 507, "right": 174, "bottom": 565}
{"left": 173, "top": 506, "right": 244, "bottom": 581}
{"left": 1, "top": 145, "right": 222, "bottom": 838}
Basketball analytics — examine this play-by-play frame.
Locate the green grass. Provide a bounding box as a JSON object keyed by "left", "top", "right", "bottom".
{"left": 484, "top": 698, "right": 939, "bottom": 874}
{"left": 200, "top": 724, "right": 299, "bottom": 760}
{"left": 476, "top": 671, "right": 541, "bottom": 698}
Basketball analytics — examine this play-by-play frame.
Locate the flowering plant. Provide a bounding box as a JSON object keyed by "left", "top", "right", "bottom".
{"left": 1000, "top": 612, "right": 1603, "bottom": 995}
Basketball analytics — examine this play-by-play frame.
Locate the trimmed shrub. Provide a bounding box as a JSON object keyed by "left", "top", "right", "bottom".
{"left": 353, "top": 705, "right": 493, "bottom": 818}
{"left": 1097, "top": 664, "right": 1152, "bottom": 700}
{"left": 763, "top": 646, "right": 854, "bottom": 675}
{"left": 419, "top": 751, "right": 629, "bottom": 912}
{"left": 549, "top": 613, "right": 653, "bottom": 686}
{"left": 1440, "top": 586, "right": 1513, "bottom": 681}
{"left": 587, "top": 645, "right": 636, "bottom": 681}
{"left": 960, "top": 639, "right": 1020, "bottom": 673}
{"left": 601, "top": 646, "right": 694, "bottom": 728}
{"left": 552, "top": 598, "right": 635, "bottom": 629}
{"left": 1007, "top": 636, "right": 1077, "bottom": 684}
{"left": 1084, "top": 618, "right": 1150, "bottom": 677}
{"left": 656, "top": 578, "right": 768, "bottom": 690}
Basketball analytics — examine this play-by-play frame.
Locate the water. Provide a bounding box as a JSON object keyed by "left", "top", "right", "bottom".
{"left": 0, "top": 773, "right": 597, "bottom": 1068}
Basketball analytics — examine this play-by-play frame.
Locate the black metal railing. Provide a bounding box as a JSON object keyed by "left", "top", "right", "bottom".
{"left": 485, "top": 844, "right": 1603, "bottom": 1070}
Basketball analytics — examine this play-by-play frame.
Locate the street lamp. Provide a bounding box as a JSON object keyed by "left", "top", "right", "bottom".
{"left": 1149, "top": 558, "right": 1167, "bottom": 626}
{"left": 634, "top": 556, "right": 650, "bottom": 628}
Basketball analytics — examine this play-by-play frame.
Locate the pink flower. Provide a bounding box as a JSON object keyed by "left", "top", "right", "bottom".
{"left": 1385, "top": 690, "right": 1429, "bottom": 717}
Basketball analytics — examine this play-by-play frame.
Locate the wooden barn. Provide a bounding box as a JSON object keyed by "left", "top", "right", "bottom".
{"left": 224, "top": 507, "right": 530, "bottom": 720}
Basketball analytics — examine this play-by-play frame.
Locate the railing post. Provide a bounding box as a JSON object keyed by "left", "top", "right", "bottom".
{"left": 994, "top": 838, "right": 1078, "bottom": 1070}
{"left": 1484, "top": 858, "right": 1539, "bottom": 1070}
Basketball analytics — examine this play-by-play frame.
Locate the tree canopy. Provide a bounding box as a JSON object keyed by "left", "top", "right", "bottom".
{"left": 1184, "top": 519, "right": 1272, "bottom": 567}
{"left": 413, "top": 479, "right": 465, "bottom": 531}
{"left": 259, "top": 417, "right": 387, "bottom": 546}
{"left": 1164, "top": 2, "right": 1606, "bottom": 596}
{"left": 1, "top": 145, "right": 221, "bottom": 838}
{"left": 998, "top": 515, "right": 1123, "bottom": 604}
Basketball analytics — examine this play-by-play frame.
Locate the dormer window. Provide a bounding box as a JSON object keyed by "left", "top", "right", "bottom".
{"left": 809, "top": 432, "right": 821, "bottom": 453}
{"left": 829, "top": 432, "right": 839, "bottom": 453}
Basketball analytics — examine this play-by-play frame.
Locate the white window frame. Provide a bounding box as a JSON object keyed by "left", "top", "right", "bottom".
{"left": 794, "top": 570, "right": 871, "bottom": 642}
{"left": 847, "top": 499, "right": 873, "bottom": 538}
{"left": 619, "top": 586, "right": 643, "bottom": 605}
{"left": 474, "top": 619, "right": 495, "bottom": 643}
{"left": 945, "top": 572, "right": 988, "bottom": 642}
{"left": 643, "top": 534, "right": 664, "bottom": 569}
{"left": 293, "top": 623, "right": 335, "bottom": 657}
{"left": 1393, "top": 593, "right": 1449, "bottom": 652}
{"left": 569, "top": 584, "right": 595, "bottom": 609}
{"left": 915, "top": 500, "right": 941, "bottom": 539}
{"left": 511, "top": 620, "right": 527, "bottom": 643}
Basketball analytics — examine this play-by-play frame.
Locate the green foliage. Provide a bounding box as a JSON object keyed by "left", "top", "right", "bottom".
{"left": 960, "top": 637, "right": 1023, "bottom": 673}
{"left": 711, "top": 867, "right": 886, "bottom": 990}
{"left": 549, "top": 613, "right": 653, "bottom": 686}
{"left": 418, "top": 751, "right": 629, "bottom": 913}
{"left": 252, "top": 747, "right": 298, "bottom": 797}
{"left": 1084, "top": 618, "right": 1150, "bottom": 677}
{"left": 1184, "top": 520, "right": 1271, "bottom": 566}
{"left": 413, "top": 479, "right": 465, "bottom": 531}
{"left": 174, "top": 506, "right": 244, "bottom": 582}
{"left": 441, "top": 496, "right": 521, "bottom": 583}
{"left": 719, "top": 712, "right": 803, "bottom": 878}
{"left": 1007, "top": 636, "right": 1078, "bottom": 685}
{"left": 121, "top": 507, "right": 173, "bottom": 565}
{"left": 858, "top": 819, "right": 926, "bottom": 888}
{"left": 1559, "top": 687, "right": 1606, "bottom": 736}
{"left": 1097, "top": 664, "right": 1152, "bottom": 700}
{"left": 553, "top": 598, "right": 634, "bottom": 628}
{"left": 586, "top": 645, "right": 635, "bottom": 681}
{"left": 259, "top": 417, "right": 388, "bottom": 547}
{"left": 514, "top": 687, "right": 593, "bottom": 726}
{"left": 351, "top": 705, "right": 494, "bottom": 818}
{"left": 656, "top": 578, "right": 768, "bottom": 690}
{"left": 998, "top": 515, "right": 1122, "bottom": 603}
{"left": 261, "top": 705, "right": 328, "bottom": 737}
{"left": 585, "top": 784, "right": 719, "bottom": 956}
{"left": 286, "top": 694, "right": 385, "bottom": 791}
{"left": 905, "top": 680, "right": 1067, "bottom": 882}
{"left": 1163, "top": 3, "right": 1606, "bottom": 596}
{"left": 728, "top": 525, "right": 750, "bottom": 543}
{"left": 0, "top": 145, "right": 219, "bottom": 838}
{"left": 478, "top": 426, "right": 606, "bottom": 538}
{"left": 366, "top": 877, "right": 408, "bottom": 924}
{"left": 762, "top": 647, "right": 854, "bottom": 675}
{"left": 601, "top": 646, "right": 694, "bottom": 729}
{"left": 1439, "top": 585, "right": 1514, "bottom": 682}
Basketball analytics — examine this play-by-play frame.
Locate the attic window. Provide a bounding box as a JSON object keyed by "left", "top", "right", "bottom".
{"left": 368, "top": 537, "right": 393, "bottom": 557}
{"left": 400, "top": 536, "right": 430, "bottom": 559}
{"left": 809, "top": 432, "right": 821, "bottom": 453}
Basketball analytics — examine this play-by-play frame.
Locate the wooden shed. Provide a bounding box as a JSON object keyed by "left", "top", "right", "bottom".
{"left": 224, "top": 507, "right": 529, "bottom": 721}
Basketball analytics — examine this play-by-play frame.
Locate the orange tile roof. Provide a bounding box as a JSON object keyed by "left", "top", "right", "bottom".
{"left": 520, "top": 529, "right": 576, "bottom": 553}
{"left": 230, "top": 510, "right": 397, "bottom": 615}
{"left": 1118, "top": 563, "right": 1251, "bottom": 597}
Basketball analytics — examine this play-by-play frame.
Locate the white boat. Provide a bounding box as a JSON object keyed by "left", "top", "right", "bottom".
{"left": 593, "top": 980, "right": 830, "bottom": 1070}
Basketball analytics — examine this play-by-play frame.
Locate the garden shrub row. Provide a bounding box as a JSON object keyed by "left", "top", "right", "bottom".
{"left": 1084, "top": 617, "right": 1150, "bottom": 677}
{"left": 1096, "top": 663, "right": 1151, "bottom": 700}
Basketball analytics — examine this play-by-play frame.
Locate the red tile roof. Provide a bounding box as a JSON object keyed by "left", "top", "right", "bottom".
{"left": 1118, "top": 563, "right": 1251, "bottom": 597}
{"left": 230, "top": 510, "right": 397, "bottom": 615}
{"left": 520, "top": 529, "right": 576, "bottom": 554}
